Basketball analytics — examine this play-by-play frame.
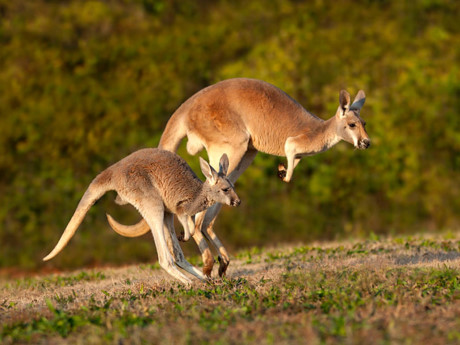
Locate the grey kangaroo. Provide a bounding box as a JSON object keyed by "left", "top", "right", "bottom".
{"left": 43, "top": 148, "right": 240, "bottom": 284}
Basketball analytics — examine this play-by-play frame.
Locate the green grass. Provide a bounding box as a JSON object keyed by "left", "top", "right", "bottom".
{"left": 3, "top": 271, "right": 107, "bottom": 290}
{"left": 1, "top": 234, "right": 459, "bottom": 344}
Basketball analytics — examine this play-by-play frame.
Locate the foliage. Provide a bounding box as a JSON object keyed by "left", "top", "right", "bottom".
{"left": 0, "top": 0, "right": 459, "bottom": 269}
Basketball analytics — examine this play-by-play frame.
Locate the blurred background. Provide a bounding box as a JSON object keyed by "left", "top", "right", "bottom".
{"left": 0, "top": 0, "right": 459, "bottom": 272}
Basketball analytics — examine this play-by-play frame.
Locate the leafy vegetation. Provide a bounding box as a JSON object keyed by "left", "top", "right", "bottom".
{"left": 1, "top": 234, "right": 459, "bottom": 344}
{"left": 0, "top": 0, "right": 459, "bottom": 269}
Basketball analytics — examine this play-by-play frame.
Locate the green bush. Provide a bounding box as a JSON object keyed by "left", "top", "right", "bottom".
{"left": 0, "top": 0, "right": 459, "bottom": 269}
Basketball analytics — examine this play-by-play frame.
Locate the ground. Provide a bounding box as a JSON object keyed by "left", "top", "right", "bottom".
{"left": 1, "top": 232, "right": 459, "bottom": 344}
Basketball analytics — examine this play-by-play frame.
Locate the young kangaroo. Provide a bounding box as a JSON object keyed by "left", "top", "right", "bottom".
{"left": 108, "top": 78, "right": 370, "bottom": 277}
{"left": 43, "top": 148, "right": 240, "bottom": 284}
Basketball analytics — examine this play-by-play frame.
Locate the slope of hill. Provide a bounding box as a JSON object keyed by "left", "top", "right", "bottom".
{"left": 1, "top": 233, "right": 459, "bottom": 344}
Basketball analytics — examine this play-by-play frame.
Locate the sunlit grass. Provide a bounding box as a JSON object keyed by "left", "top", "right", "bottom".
{"left": 1, "top": 233, "right": 459, "bottom": 344}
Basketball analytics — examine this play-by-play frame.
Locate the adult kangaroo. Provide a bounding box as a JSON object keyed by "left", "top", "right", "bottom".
{"left": 109, "top": 78, "right": 370, "bottom": 277}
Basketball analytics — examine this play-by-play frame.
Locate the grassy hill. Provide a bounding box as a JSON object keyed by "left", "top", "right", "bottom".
{"left": 1, "top": 232, "right": 459, "bottom": 344}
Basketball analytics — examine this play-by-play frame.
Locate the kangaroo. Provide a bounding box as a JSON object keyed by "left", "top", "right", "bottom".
{"left": 108, "top": 78, "right": 370, "bottom": 277}
{"left": 43, "top": 148, "right": 240, "bottom": 284}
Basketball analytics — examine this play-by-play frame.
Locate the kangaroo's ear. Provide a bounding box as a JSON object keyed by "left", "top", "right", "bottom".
{"left": 219, "top": 154, "right": 229, "bottom": 176}
{"left": 350, "top": 90, "right": 366, "bottom": 111}
{"left": 339, "top": 90, "right": 351, "bottom": 116}
{"left": 199, "top": 157, "right": 218, "bottom": 185}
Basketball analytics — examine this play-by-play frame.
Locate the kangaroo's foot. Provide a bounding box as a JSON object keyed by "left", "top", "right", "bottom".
{"left": 218, "top": 256, "right": 230, "bottom": 277}
{"left": 277, "top": 163, "right": 287, "bottom": 180}
{"left": 202, "top": 249, "right": 215, "bottom": 277}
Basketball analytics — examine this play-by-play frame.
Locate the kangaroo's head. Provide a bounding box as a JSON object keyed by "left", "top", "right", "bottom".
{"left": 199, "top": 154, "right": 241, "bottom": 207}
{"left": 335, "top": 90, "right": 370, "bottom": 150}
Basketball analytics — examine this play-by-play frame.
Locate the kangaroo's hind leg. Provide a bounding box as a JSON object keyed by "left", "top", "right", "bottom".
{"left": 191, "top": 224, "right": 215, "bottom": 277}
{"left": 195, "top": 147, "right": 258, "bottom": 277}
{"left": 136, "top": 199, "right": 191, "bottom": 284}
{"left": 163, "top": 212, "right": 206, "bottom": 281}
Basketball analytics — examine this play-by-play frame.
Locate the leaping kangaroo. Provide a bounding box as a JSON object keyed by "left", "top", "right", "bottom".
{"left": 108, "top": 78, "right": 370, "bottom": 277}
{"left": 43, "top": 148, "right": 240, "bottom": 284}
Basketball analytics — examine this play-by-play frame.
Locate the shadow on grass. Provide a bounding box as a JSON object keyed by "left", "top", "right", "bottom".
{"left": 394, "top": 251, "right": 460, "bottom": 265}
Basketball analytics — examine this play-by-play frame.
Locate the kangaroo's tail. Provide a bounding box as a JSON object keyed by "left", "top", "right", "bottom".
{"left": 106, "top": 214, "right": 150, "bottom": 237}
{"left": 43, "top": 172, "right": 112, "bottom": 261}
{"left": 158, "top": 106, "right": 188, "bottom": 152}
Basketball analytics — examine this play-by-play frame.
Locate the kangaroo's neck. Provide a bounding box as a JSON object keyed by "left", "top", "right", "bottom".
{"left": 321, "top": 116, "right": 342, "bottom": 149}
{"left": 301, "top": 115, "right": 341, "bottom": 154}
{"left": 181, "top": 184, "right": 215, "bottom": 215}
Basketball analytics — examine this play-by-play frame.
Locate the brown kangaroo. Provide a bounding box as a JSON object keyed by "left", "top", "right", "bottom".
{"left": 107, "top": 78, "right": 370, "bottom": 277}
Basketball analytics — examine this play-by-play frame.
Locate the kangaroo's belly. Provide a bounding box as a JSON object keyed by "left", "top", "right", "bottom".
{"left": 187, "top": 115, "right": 289, "bottom": 157}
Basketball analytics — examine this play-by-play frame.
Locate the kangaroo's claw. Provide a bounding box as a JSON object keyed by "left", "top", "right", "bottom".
{"left": 277, "top": 170, "right": 287, "bottom": 179}
{"left": 277, "top": 163, "right": 287, "bottom": 180}
{"left": 218, "top": 256, "right": 229, "bottom": 277}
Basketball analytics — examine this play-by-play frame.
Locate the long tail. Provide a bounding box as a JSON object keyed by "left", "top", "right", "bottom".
{"left": 43, "top": 174, "right": 111, "bottom": 261}
{"left": 106, "top": 214, "right": 150, "bottom": 237}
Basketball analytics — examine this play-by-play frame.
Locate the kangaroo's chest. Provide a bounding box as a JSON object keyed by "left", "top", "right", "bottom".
{"left": 246, "top": 117, "right": 310, "bottom": 156}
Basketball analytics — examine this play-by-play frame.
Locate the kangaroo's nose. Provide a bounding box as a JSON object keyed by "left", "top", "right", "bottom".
{"left": 361, "top": 139, "right": 370, "bottom": 149}
{"left": 232, "top": 199, "right": 241, "bottom": 207}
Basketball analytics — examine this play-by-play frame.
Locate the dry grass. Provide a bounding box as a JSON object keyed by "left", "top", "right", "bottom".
{"left": 1, "top": 232, "right": 459, "bottom": 344}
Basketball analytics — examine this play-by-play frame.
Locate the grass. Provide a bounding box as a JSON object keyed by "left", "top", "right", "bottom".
{"left": 1, "top": 233, "right": 459, "bottom": 344}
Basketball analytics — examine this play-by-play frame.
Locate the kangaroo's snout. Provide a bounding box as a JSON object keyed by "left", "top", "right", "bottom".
{"left": 231, "top": 198, "right": 241, "bottom": 207}
{"left": 358, "top": 138, "right": 370, "bottom": 149}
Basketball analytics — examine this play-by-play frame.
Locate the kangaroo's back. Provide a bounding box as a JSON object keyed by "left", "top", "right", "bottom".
{"left": 159, "top": 78, "right": 322, "bottom": 156}
{"left": 113, "top": 149, "right": 203, "bottom": 213}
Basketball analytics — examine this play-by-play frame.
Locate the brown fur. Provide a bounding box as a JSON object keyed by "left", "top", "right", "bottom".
{"left": 116, "top": 78, "right": 370, "bottom": 277}
{"left": 160, "top": 78, "right": 323, "bottom": 156}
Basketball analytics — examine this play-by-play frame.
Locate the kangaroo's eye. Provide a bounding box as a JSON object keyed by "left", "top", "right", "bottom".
{"left": 222, "top": 188, "right": 230, "bottom": 193}
{"left": 349, "top": 123, "right": 356, "bottom": 128}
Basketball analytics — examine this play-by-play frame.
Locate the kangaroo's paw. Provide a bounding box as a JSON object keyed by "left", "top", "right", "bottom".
{"left": 277, "top": 163, "right": 287, "bottom": 180}
{"left": 177, "top": 231, "right": 186, "bottom": 242}
{"left": 218, "top": 256, "right": 229, "bottom": 277}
